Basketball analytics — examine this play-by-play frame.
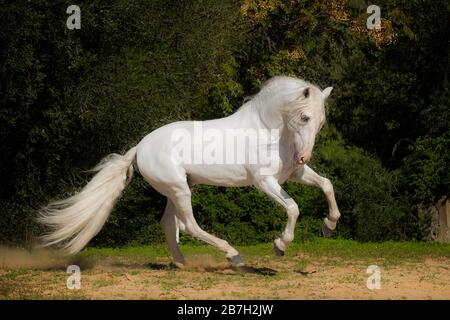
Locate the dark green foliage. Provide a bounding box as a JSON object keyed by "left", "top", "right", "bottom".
{"left": 313, "top": 127, "right": 416, "bottom": 241}
{"left": 0, "top": 0, "right": 448, "bottom": 247}
{"left": 401, "top": 84, "right": 450, "bottom": 204}
{"left": 191, "top": 185, "right": 285, "bottom": 245}
{"left": 0, "top": 0, "right": 247, "bottom": 245}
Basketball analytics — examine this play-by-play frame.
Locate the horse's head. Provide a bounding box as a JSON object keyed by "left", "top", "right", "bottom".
{"left": 253, "top": 76, "right": 333, "bottom": 165}
{"left": 283, "top": 84, "right": 333, "bottom": 165}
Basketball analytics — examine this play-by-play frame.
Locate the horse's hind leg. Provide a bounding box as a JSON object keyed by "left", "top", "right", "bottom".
{"left": 169, "top": 185, "right": 244, "bottom": 267}
{"left": 160, "top": 199, "right": 185, "bottom": 268}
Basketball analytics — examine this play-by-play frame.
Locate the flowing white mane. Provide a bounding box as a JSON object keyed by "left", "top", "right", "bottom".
{"left": 239, "top": 76, "right": 321, "bottom": 129}
{"left": 242, "top": 76, "right": 310, "bottom": 108}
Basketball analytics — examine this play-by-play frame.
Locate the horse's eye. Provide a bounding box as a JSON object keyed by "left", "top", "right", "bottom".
{"left": 301, "top": 115, "right": 310, "bottom": 122}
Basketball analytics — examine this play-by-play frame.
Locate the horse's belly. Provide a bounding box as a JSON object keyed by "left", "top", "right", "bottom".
{"left": 185, "top": 164, "right": 252, "bottom": 187}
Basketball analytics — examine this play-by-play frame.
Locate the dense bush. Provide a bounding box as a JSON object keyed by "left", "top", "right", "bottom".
{"left": 0, "top": 0, "right": 247, "bottom": 245}
{"left": 313, "top": 127, "right": 416, "bottom": 241}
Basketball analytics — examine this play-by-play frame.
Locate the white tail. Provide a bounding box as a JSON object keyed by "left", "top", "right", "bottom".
{"left": 37, "top": 147, "right": 137, "bottom": 254}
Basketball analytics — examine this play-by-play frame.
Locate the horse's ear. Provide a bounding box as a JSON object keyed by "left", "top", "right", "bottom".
{"left": 323, "top": 87, "right": 333, "bottom": 99}
{"left": 303, "top": 87, "right": 310, "bottom": 98}
{"left": 295, "top": 86, "right": 310, "bottom": 100}
{"left": 286, "top": 86, "right": 310, "bottom": 105}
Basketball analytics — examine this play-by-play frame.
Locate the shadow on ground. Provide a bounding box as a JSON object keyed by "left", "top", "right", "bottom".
{"left": 142, "top": 262, "right": 278, "bottom": 276}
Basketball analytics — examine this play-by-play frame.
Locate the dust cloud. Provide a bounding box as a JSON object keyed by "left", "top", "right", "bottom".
{"left": 184, "top": 254, "right": 230, "bottom": 272}
{"left": 0, "top": 246, "right": 94, "bottom": 270}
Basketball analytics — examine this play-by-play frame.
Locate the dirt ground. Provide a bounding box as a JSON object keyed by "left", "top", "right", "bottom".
{"left": 1, "top": 246, "right": 449, "bottom": 300}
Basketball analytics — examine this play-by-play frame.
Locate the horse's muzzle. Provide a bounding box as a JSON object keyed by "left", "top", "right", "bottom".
{"left": 296, "top": 152, "right": 310, "bottom": 165}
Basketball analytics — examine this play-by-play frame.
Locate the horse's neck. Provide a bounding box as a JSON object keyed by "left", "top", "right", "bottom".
{"left": 279, "top": 126, "right": 295, "bottom": 147}
{"left": 207, "top": 104, "right": 263, "bottom": 129}
{"left": 231, "top": 104, "right": 295, "bottom": 153}
{"left": 224, "top": 101, "right": 283, "bottom": 130}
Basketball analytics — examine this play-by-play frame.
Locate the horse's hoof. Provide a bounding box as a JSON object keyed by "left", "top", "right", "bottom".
{"left": 321, "top": 222, "right": 334, "bottom": 238}
{"left": 227, "top": 255, "right": 245, "bottom": 267}
{"left": 272, "top": 241, "right": 285, "bottom": 257}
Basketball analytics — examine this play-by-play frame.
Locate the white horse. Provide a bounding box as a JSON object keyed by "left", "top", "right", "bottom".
{"left": 38, "top": 76, "right": 341, "bottom": 267}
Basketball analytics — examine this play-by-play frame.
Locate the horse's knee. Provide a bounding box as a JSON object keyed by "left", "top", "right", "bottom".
{"left": 321, "top": 178, "right": 334, "bottom": 196}
{"left": 288, "top": 207, "right": 299, "bottom": 219}
{"left": 286, "top": 200, "right": 299, "bottom": 219}
{"left": 184, "top": 221, "right": 200, "bottom": 236}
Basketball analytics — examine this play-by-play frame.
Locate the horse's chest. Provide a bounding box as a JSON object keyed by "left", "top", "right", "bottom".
{"left": 274, "top": 159, "right": 297, "bottom": 184}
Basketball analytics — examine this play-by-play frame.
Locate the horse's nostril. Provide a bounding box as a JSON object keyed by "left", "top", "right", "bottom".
{"left": 297, "top": 155, "right": 310, "bottom": 165}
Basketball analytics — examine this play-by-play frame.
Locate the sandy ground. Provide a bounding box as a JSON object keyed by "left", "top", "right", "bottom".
{"left": 1, "top": 248, "right": 449, "bottom": 300}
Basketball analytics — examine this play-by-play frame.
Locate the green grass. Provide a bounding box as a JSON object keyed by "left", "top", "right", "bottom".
{"left": 293, "top": 238, "right": 450, "bottom": 264}
{"left": 2, "top": 268, "right": 29, "bottom": 280}
{"left": 78, "top": 238, "right": 450, "bottom": 265}
{"left": 93, "top": 278, "right": 119, "bottom": 288}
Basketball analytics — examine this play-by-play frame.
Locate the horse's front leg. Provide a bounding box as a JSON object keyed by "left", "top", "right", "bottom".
{"left": 256, "top": 176, "right": 299, "bottom": 256}
{"left": 290, "top": 165, "right": 341, "bottom": 236}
